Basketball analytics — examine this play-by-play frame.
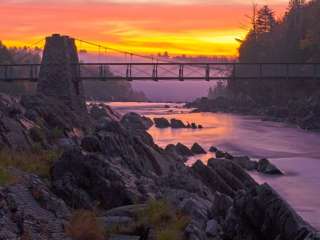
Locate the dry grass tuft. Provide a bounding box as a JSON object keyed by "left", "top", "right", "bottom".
{"left": 0, "top": 148, "right": 61, "bottom": 186}
{"left": 65, "top": 210, "right": 105, "bottom": 240}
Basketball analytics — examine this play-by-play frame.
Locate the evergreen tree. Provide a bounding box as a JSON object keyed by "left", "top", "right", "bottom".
{"left": 256, "top": 6, "right": 276, "bottom": 34}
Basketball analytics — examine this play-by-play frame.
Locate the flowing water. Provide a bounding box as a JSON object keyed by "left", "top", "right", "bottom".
{"left": 108, "top": 101, "right": 320, "bottom": 229}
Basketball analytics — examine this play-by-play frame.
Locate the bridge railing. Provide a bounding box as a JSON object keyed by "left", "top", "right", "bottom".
{"left": 0, "top": 64, "right": 41, "bottom": 82}
{"left": 0, "top": 63, "right": 319, "bottom": 81}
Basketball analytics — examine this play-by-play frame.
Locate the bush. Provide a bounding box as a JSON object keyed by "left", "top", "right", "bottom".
{"left": 65, "top": 210, "right": 105, "bottom": 240}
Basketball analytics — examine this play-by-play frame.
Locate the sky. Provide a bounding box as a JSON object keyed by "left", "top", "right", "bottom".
{"left": 0, "top": 0, "right": 288, "bottom": 56}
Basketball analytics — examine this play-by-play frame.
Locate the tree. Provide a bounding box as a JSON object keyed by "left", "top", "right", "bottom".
{"left": 0, "top": 41, "right": 13, "bottom": 64}
{"left": 256, "top": 6, "right": 276, "bottom": 34}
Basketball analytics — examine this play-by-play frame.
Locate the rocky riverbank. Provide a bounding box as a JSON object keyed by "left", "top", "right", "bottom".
{"left": 186, "top": 94, "right": 320, "bottom": 131}
{"left": 0, "top": 93, "right": 319, "bottom": 240}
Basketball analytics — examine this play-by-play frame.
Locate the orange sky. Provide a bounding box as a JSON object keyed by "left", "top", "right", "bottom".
{"left": 0, "top": 0, "right": 288, "bottom": 56}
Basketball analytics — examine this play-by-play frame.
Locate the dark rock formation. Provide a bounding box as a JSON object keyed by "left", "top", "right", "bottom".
{"left": 0, "top": 170, "right": 71, "bottom": 240}
{"left": 191, "top": 143, "right": 207, "bottom": 154}
{"left": 153, "top": 117, "right": 170, "bottom": 128}
{"left": 175, "top": 143, "right": 194, "bottom": 157}
{"left": 81, "top": 136, "right": 101, "bottom": 152}
{"left": 51, "top": 149, "right": 142, "bottom": 209}
{"left": 232, "top": 184, "right": 318, "bottom": 240}
{"left": 231, "top": 156, "right": 258, "bottom": 171}
{"left": 121, "top": 112, "right": 153, "bottom": 130}
{"left": 170, "top": 118, "right": 186, "bottom": 128}
{"left": 257, "top": 158, "right": 283, "bottom": 175}
{"left": 209, "top": 146, "right": 218, "bottom": 152}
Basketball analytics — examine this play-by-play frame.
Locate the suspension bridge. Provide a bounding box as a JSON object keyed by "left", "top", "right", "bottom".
{"left": 1, "top": 34, "right": 320, "bottom": 82}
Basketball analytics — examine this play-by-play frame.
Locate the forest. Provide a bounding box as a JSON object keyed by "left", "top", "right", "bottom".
{"left": 229, "top": 0, "right": 320, "bottom": 105}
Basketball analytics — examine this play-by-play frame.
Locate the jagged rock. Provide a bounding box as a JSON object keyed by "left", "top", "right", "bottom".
{"left": 21, "top": 94, "right": 89, "bottom": 131}
{"left": 175, "top": 143, "right": 194, "bottom": 157}
{"left": 209, "top": 146, "right": 218, "bottom": 152}
{"left": 233, "top": 184, "right": 317, "bottom": 240}
{"left": 257, "top": 158, "right": 283, "bottom": 175}
{"left": 51, "top": 149, "right": 143, "bottom": 209}
{"left": 205, "top": 219, "right": 221, "bottom": 237}
{"left": 121, "top": 112, "right": 153, "bottom": 130}
{"left": 0, "top": 171, "right": 71, "bottom": 240}
{"left": 170, "top": 118, "right": 186, "bottom": 128}
{"left": 232, "top": 156, "right": 258, "bottom": 171}
{"left": 81, "top": 136, "right": 101, "bottom": 152}
{"left": 89, "top": 104, "right": 121, "bottom": 122}
{"left": 215, "top": 150, "right": 233, "bottom": 159}
{"left": 191, "top": 123, "right": 197, "bottom": 129}
{"left": 164, "top": 144, "right": 187, "bottom": 162}
{"left": 211, "top": 192, "right": 233, "bottom": 219}
{"left": 153, "top": 117, "right": 170, "bottom": 128}
{"left": 192, "top": 159, "right": 257, "bottom": 198}
{"left": 191, "top": 143, "right": 207, "bottom": 154}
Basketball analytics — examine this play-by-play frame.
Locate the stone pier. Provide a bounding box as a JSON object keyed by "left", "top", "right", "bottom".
{"left": 37, "top": 34, "right": 87, "bottom": 117}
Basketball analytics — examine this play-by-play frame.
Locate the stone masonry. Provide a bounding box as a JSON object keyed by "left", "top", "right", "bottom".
{"left": 37, "top": 34, "right": 87, "bottom": 117}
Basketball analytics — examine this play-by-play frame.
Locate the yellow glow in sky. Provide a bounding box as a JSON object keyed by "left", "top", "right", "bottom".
{"left": 0, "top": 1, "right": 287, "bottom": 56}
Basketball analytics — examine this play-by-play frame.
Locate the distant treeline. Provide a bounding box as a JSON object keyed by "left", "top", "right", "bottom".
{"left": 0, "top": 41, "right": 147, "bottom": 101}
{"left": 228, "top": 0, "right": 320, "bottom": 104}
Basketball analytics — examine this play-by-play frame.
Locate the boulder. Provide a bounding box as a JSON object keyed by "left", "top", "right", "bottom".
{"left": 191, "top": 143, "right": 207, "bottom": 154}
{"left": 153, "top": 117, "right": 170, "bottom": 128}
{"left": 170, "top": 118, "right": 186, "bottom": 128}
{"left": 121, "top": 112, "right": 153, "bottom": 130}
{"left": 257, "top": 158, "right": 283, "bottom": 175}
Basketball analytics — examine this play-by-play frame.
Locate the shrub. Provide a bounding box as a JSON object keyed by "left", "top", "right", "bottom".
{"left": 65, "top": 210, "right": 105, "bottom": 240}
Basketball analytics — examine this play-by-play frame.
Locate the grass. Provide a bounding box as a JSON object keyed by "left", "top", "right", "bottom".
{"left": 138, "top": 200, "right": 190, "bottom": 240}
{"left": 0, "top": 148, "right": 61, "bottom": 186}
{"left": 65, "top": 210, "right": 105, "bottom": 240}
{"left": 108, "top": 200, "right": 190, "bottom": 240}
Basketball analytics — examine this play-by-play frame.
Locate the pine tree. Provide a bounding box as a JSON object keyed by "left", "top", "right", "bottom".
{"left": 256, "top": 6, "right": 276, "bottom": 34}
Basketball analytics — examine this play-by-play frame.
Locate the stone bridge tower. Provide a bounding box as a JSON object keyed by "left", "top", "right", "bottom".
{"left": 37, "top": 34, "right": 87, "bottom": 116}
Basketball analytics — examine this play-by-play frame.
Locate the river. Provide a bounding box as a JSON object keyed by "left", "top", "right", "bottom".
{"left": 108, "top": 101, "right": 320, "bottom": 229}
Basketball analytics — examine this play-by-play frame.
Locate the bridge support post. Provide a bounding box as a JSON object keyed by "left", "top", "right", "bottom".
{"left": 37, "top": 34, "right": 87, "bottom": 117}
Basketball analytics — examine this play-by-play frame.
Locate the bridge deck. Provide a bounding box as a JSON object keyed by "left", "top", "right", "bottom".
{"left": 0, "top": 63, "right": 319, "bottom": 82}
